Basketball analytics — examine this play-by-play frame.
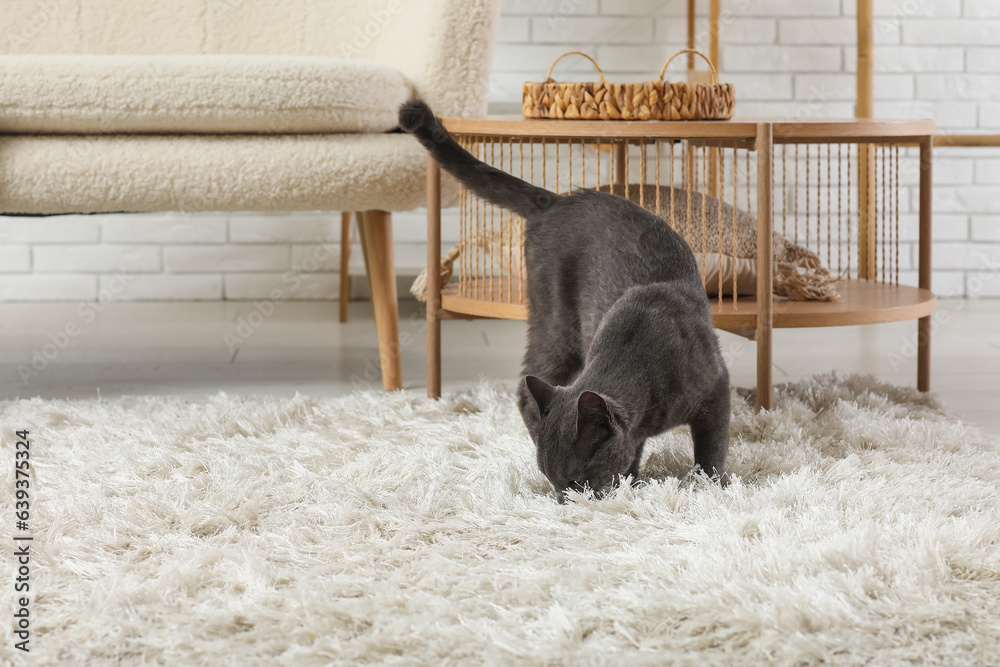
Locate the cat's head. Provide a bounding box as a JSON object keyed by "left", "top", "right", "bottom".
{"left": 519, "top": 376, "right": 637, "bottom": 503}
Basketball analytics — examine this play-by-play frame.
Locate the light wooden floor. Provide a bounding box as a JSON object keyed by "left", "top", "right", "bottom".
{"left": 1, "top": 299, "right": 998, "bottom": 433}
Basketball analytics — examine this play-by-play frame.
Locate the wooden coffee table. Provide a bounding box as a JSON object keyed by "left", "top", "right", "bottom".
{"left": 424, "top": 117, "right": 935, "bottom": 410}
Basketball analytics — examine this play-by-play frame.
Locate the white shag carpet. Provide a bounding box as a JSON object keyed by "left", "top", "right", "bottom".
{"left": 2, "top": 373, "right": 999, "bottom": 666}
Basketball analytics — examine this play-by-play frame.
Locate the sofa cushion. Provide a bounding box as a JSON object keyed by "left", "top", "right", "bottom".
{"left": 0, "top": 55, "right": 411, "bottom": 134}
{"left": 0, "top": 133, "right": 460, "bottom": 214}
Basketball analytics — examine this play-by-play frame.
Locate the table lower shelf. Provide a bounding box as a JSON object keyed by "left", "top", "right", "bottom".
{"left": 440, "top": 278, "right": 937, "bottom": 329}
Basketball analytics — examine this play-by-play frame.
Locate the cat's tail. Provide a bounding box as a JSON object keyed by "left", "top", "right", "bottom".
{"left": 398, "top": 100, "right": 557, "bottom": 218}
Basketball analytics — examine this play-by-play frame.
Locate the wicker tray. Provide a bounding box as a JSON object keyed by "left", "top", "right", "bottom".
{"left": 522, "top": 49, "right": 734, "bottom": 121}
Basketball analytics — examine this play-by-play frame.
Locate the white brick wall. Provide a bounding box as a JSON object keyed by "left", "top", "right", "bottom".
{"left": 1, "top": 0, "right": 997, "bottom": 300}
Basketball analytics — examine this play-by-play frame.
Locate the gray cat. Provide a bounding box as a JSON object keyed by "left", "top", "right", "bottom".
{"left": 399, "top": 100, "right": 730, "bottom": 502}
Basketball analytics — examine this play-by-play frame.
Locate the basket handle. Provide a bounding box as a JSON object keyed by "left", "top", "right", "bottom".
{"left": 659, "top": 48, "right": 719, "bottom": 85}
{"left": 544, "top": 50, "right": 606, "bottom": 83}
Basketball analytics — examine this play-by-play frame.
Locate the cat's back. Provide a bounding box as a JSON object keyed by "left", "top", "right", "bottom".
{"left": 598, "top": 281, "right": 717, "bottom": 354}
{"left": 585, "top": 281, "right": 727, "bottom": 398}
{"left": 528, "top": 189, "right": 700, "bottom": 288}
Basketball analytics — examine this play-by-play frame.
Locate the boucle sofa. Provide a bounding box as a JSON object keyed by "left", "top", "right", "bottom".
{"left": 0, "top": 0, "right": 501, "bottom": 390}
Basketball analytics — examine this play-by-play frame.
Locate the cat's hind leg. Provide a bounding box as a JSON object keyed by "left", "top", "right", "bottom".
{"left": 689, "top": 383, "right": 731, "bottom": 484}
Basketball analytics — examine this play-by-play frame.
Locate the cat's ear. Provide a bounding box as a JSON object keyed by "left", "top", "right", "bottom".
{"left": 524, "top": 375, "right": 556, "bottom": 414}
{"left": 577, "top": 391, "right": 612, "bottom": 424}
{"left": 576, "top": 391, "right": 614, "bottom": 460}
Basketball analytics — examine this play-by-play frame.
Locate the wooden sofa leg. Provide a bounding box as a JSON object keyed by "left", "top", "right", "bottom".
{"left": 339, "top": 212, "right": 352, "bottom": 323}
{"left": 358, "top": 211, "right": 402, "bottom": 391}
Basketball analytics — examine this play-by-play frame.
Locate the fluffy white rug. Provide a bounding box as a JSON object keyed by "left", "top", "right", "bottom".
{"left": 3, "top": 373, "right": 999, "bottom": 665}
